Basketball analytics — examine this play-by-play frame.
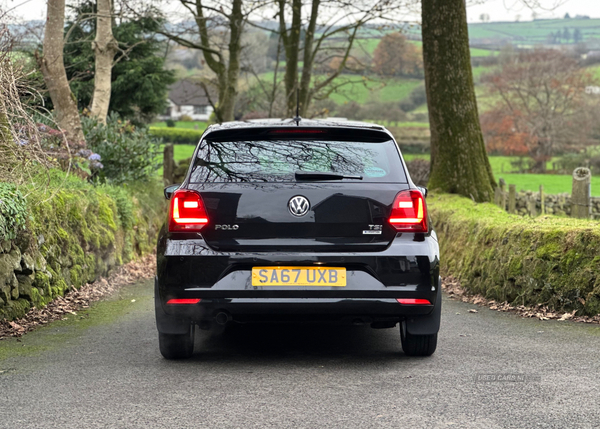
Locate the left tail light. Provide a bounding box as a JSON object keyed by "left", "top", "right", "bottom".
{"left": 168, "top": 190, "right": 209, "bottom": 232}
{"left": 389, "top": 189, "right": 428, "bottom": 233}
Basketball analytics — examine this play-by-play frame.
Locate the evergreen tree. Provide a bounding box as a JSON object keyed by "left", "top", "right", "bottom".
{"left": 63, "top": 1, "right": 175, "bottom": 124}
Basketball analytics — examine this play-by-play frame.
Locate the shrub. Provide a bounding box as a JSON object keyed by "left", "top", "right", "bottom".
{"left": 180, "top": 114, "right": 193, "bottom": 122}
{"left": 405, "top": 158, "right": 430, "bottom": 186}
{"left": 166, "top": 119, "right": 176, "bottom": 128}
{"left": 556, "top": 146, "right": 600, "bottom": 174}
{"left": 82, "top": 114, "right": 162, "bottom": 185}
{"left": 0, "top": 183, "right": 27, "bottom": 241}
{"left": 399, "top": 85, "right": 427, "bottom": 112}
{"left": 148, "top": 127, "right": 204, "bottom": 145}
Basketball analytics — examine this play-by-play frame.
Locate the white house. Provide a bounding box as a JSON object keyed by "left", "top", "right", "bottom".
{"left": 159, "top": 79, "right": 215, "bottom": 121}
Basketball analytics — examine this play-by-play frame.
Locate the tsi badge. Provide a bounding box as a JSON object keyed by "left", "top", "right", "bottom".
{"left": 215, "top": 224, "right": 239, "bottom": 230}
{"left": 363, "top": 224, "right": 382, "bottom": 235}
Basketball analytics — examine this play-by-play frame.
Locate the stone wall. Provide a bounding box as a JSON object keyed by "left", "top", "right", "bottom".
{"left": 513, "top": 191, "right": 600, "bottom": 218}
{"left": 430, "top": 193, "right": 600, "bottom": 316}
{"left": 0, "top": 183, "right": 164, "bottom": 321}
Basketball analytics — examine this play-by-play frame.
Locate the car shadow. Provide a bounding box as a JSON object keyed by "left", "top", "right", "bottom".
{"left": 186, "top": 322, "right": 412, "bottom": 365}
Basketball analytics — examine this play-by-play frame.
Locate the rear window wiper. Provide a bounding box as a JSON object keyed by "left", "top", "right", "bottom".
{"left": 295, "top": 171, "right": 363, "bottom": 181}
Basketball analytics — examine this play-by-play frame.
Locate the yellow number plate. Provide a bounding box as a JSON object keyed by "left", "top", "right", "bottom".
{"left": 252, "top": 267, "right": 346, "bottom": 287}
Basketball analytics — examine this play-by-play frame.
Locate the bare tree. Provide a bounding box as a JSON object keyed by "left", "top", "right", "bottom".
{"left": 276, "top": 0, "right": 397, "bottom": 118}
{"left": 482, "top": 50, "right": 598, "bottom": 171}
{"left": 90, "top": 0, "right": 118, "bottom": 124}
{"left": 36, "top": 0, "right": 85, "bottom": 143}
{"left": 152, "top": 0, "right": 265, "bottom": 123}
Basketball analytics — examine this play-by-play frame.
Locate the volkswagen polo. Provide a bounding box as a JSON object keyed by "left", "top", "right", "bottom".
{"left": 155, "top": 119, "right": 441, "bottom": 359}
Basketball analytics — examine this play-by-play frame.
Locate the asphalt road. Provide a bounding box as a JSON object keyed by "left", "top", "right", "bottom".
{"left": 1, "top": 279, "right": 600, "bottom": 429}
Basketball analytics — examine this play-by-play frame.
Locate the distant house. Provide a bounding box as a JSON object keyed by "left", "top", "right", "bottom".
{"left": 159, "top": 79, "right": 214, "bottom": 121}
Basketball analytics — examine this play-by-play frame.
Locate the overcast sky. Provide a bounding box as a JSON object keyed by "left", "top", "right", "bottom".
{"left": 1, "top": 0, "right": 598, "bottom": 23}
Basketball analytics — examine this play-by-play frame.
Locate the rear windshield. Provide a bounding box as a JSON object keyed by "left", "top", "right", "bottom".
{"left": 189, "top": 139, "right": 407, "bottom": 183}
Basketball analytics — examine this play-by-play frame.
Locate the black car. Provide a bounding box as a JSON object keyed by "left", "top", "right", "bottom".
{"left": 155, "top": 119, "right": 441, "bottom": 359}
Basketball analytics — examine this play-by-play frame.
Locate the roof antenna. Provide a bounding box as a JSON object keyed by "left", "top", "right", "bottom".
{"left": 293, "top": 87, "right": 301, "bottom": 126}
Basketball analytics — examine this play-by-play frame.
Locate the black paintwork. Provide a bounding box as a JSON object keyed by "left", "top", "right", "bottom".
{"left": 156, "top": 120, "right": 440, "bottom": 332}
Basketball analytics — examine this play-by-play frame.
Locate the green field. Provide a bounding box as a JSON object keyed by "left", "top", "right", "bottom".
{"left": 254, "top": 72, "right": 424, "bottom": 106}
{"left": 467, "top": 18, "right": 600, "bottom": 45}
{"left": 354, "top": 38, "right": 496, "bottom": 58}
{"left": 404, "top": 154, "right": 600, "bottom": 196}
{"left": 327, "top": 75, "right": 422, "bottom": 105}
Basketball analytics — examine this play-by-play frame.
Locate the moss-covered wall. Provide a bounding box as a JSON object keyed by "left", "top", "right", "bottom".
{"left": 429, "top": 193, "right": 600, "bottom": 316}
{"left": 0, "top": 177, "right": 165, "bottom": 321}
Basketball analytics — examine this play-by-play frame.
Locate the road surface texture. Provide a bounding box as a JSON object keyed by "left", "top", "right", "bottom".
{"left": 1, "top": 279, "right": 599, "bottom": 428}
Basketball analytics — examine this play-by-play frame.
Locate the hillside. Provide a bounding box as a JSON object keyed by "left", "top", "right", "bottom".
{"left": 354, "top": 17, "right": 600, "bottom": 56}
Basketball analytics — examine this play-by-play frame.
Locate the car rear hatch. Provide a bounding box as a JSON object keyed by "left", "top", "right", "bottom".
{"left": 185, "top": 126, "right": 410, "bottom": 252}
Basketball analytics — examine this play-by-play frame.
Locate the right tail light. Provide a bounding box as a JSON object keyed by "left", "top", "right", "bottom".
{"left": 389, "top": 189, "right": 428, "bottom": 233}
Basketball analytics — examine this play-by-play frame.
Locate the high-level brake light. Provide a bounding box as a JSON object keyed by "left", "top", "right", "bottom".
{"left": 168, "top": 190, "right": 209, "bottom": 232}
{"left": 269, "top": 129, "right": 324, "bottom": 134}
{"left": 389, "top": 189, "right": 428, "bottom": 233}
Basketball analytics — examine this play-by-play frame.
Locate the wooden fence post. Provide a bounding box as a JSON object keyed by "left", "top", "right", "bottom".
{"left": 508, "top": 184, "right": 516, "bottom": 214}
{"left": 571, "top": 167, "right": 591, "bottom": 219}
{"left": 539, "top": 185, "right": 545, "bottom": 215}
{"left": 497, "top": 178, "right": 507, "bottom": 210}
{"left": 528, "top": 195, "right": 537, "bottom": 217}
{"left": 163, "top": 144, "right": 175, "bottom": 185}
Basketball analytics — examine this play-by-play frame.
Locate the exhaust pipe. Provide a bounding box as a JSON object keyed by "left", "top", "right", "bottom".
{"left": 215, "top": 311, "right": 231, "bottom": 325}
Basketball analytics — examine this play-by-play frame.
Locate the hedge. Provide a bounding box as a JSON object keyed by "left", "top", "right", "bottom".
{"left": 429, "top": 193, "right": 600, "bottom": 316}
{"left": 0, "top": 171, "right": 165, "bottom": 320}
{"left": 149, "top": 127, "right": 205, "bottom": 145}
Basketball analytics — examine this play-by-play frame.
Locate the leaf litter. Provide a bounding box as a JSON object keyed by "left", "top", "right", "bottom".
{"left": 0, "top": 253, "right": 155, "bottom": 340}
{"left": 442, "top": 275, "right": 600, "bottom": 324}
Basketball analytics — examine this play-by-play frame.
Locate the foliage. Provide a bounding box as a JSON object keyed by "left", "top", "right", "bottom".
{"left": 180, "top": 115, "right": 193, "bottom": 122}
{"left": 82, "top": 114, "right": 161, "bottom": 184}
{"left": 480, "top": 109, "right": 532, "bottom": 157}
{"left": 405, "top": 158, "right": 430, "bottom": 187}
{"left": 332, "top": 101, "right": 406, "bottom": 124}
{"left": 430, "top": 193, "right": 600, "bottom": 316}
{"left": 63, "top": 1, "right": 176, "bottom": 123}
{"left": 372, "top": 32, "right": 423, "bottom": 78}
{"left": 399, "top": 85, "right": 427, "bottom": 112}
{"left": 165, "top": 119, "right": 176, "bottom": 128}
{"left": 0, "top": 183, "right": 27, "bottom": 241}
{"left": 35, "top": 124, "right": 103, "bottom": 178}
{"left": 482, "top": 49, "right": 600, "bottom": 171}
{"left": 149, "top": 127, "right": 204, "bottom": 145}
{"left": 0, "top": 170, "right": 165, "bottom": 320}
{"left": 556, "top": 146, "right": 600, "bottom": 174}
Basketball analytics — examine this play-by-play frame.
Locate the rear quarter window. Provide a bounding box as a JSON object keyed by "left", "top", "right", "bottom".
{"left": 189, "top": 139, "right": 407, "bottom": 183}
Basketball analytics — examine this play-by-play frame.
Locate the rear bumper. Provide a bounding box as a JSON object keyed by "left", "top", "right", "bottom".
{"left": 156, "top": 232, "right": 440, "bottom": 325}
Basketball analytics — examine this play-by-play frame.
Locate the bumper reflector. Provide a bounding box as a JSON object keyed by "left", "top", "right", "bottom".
{"left": 167, "top": 298, "right": 201, "bottom": 305}
{"left": 397, "top": 298, "right": 431, "bottom": 305}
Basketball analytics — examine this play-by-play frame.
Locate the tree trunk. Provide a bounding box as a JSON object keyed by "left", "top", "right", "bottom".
{"left": 422, "top": 0, "right": 495, "bottom": 202}
{"left": 298, "top": 0, "right": 319, "bottom": 117}
{"left": 279, "top": 0, "right": 302, "bottom": 118}
{"left": 220, "top": 0, "right": 243, "bottom": 122}
{"left": 38, "top": 0, "right": 85, "bottom": 143}
{"left": 90, "top": 0, "right": 117, "bottom": 124}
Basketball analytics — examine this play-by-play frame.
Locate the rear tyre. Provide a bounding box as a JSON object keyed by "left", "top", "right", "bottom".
{"left": 400, "top": 321, "right": 437, "bottom": 357}
{"left": 159, "top": 325, "right": 195, "bottom": 359}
